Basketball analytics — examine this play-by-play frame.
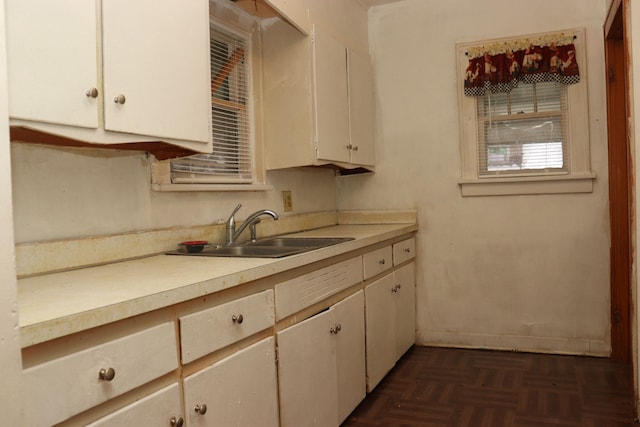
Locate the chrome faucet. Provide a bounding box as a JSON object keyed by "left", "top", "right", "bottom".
{"left": 225, "top": 204, "right": 279, "bottom": 244}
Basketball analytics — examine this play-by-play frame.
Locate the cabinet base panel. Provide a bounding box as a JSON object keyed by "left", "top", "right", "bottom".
{"left": 10, "top": 126, "right": 197, "bottom": 160}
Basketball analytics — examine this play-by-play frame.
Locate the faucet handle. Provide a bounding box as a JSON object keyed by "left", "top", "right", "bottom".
{"left": 227, "top": 204, "right": 242, "bottom": 222}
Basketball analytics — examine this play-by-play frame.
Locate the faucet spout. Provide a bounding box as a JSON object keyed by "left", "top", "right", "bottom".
{"left": 231, "top": 209, "right": 279, "bottom": 244}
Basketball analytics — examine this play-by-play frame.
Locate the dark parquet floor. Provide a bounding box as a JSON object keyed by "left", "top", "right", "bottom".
{"left": 342, "top": 346, "right": 637, "bottom": 427}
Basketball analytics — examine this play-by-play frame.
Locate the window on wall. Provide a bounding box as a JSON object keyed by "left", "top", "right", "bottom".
{"left": 170, "top": 21, "right": 256, "bottom": 184}
{"left": 457, "top": 28, "right": 595, "bottom": 196}
{"left": 478, "top": 81, "right": 567, "bottom": 175}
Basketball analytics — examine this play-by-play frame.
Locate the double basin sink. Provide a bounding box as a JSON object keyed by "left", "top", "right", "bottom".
{"left": 168, "top": 236, "right": 355, "bottom": 258}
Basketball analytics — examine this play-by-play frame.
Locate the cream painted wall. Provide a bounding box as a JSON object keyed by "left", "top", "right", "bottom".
{"left": 338, "top": 0, "right": 612, "bottom": 355}
{"left": 0, "top": 0, "right": 23, "bottom": 422}
{"left": 10, "top": 143, "right": 337, "bottom": 243}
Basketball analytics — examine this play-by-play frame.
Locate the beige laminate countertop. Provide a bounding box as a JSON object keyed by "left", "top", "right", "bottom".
{"left": 18, "top": 223, "right": 417, "bottom": 348}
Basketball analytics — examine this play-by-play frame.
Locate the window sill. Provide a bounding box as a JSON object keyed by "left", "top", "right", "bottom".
{"left": 152, "top": 183, "right": 273, "bottom": 192}
{"left": 458, "top": 173, "right": 596, "bottom": 196}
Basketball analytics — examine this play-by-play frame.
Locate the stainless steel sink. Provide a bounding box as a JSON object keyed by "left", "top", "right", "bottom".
{"left": 166, "top": 236, "right": 354, "bottom": 258}
{"left": 245, "top": 237, "right": 353, "bottom": 248}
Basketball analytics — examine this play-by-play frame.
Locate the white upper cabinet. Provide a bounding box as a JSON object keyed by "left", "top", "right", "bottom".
{"left": 101, "top": 0, "right": 211, "bottom": 143}
{"left": 264, "top": 0, "right": 311, "bottom": 35}
{"left": 262, "top": 20, "right": 375, "bottom": 172}
{"left": 6, "top": 0, "right": 99, "bottom": 128}
{"left": 348, "top": 48, "right": 376, "bottom": 166}
{"left": 313, "top": 27, "right": 351, "bottom": 164}
{"left": 5, "top": 0, "right": 212, "bottom": 153}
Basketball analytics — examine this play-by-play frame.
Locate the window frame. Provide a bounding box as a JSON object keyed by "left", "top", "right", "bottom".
{"left": 151, "top": 4, "right": 268, "bottom": 192}
{"left": 456, "top": 27, "right": 595, "bottom": 196}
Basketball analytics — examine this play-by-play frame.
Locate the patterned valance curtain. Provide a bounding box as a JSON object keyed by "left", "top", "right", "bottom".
{"left": 463, "top": 32, "right": 580, "bottom": 96}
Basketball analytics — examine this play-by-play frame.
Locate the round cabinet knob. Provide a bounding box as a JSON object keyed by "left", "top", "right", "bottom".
{"left": 231, "top": 314, "right": 244, "bottom": 324}
{"left": 404, "top": 248, "right": 411, "bottom": 253}
{"left": 113, "top": 94, "right": 126, "bottom": 104}
{"left": 352, "top": 145, "right": 359, "bottom": 152}
{"left": 346, "top": 144, "right": 353, "bottom": 150}
{"left": 379, "top": 259, "right": 386, "bottom": 265}
{"left": 194, "top": 404, "right": 208, "bottom": 415}
{"left": 98, "top": 367, "right": 116, "bottom": 381}
{"left": 170, "top": 416, "right": 184, "bottom": 427}
{"left": 85, "top": 87, "right": 99, "bottom": 98}
{"left": 330, "top": 324, "right": 342, "bottom": 335}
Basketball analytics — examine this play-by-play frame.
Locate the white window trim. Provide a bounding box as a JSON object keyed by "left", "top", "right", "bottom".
{"left": 456, "top": 27, "right": 595, "bottom": 197}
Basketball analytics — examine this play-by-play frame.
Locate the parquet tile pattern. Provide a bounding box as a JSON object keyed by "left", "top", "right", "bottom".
{"left": 343, "top": 346, "right": 637, "bottom": 427}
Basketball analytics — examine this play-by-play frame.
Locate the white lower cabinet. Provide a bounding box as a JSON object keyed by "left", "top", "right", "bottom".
{"left": 183, "top": 336, "right": 280, "bottom": 427}
{"left": 86, "top": 383, "right": 183, "bottom": 427}
{"left": 394, "top": 263, "right": 417, "bottom": 359}
{"left": 21, "top": 322, "right": 178, "bottom": 427}
{"left": 334, "top": 291, "right": 367, "bottom": 423}
{"left": 277, "top": 290, "right": 366, "bottom": 426}
{"left": 21, "top": 233, "right": 417, "bottom": 427}
{"left": 180, "top": 289, "right": 275, "bottom": 364}
{"left": 365, "top": 262, "right": 416, "bottom": 392}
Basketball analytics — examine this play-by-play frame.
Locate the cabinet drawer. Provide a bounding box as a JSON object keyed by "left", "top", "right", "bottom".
{"left": 363, "top": 245, "right": 392, "bottom": 280}
{"left": 180, "top": 289, "right": 275, "bottom": 364}
{"left": 86, "top": 383, "right": 182, "bottom": 427}
{"left": 393, "top": 237, "right": 415, "bottom": 265}
{"left": 22, "top": 322, "right": 178, "bottom": 427}
{"left": 275, "top": 256, "right": 363, "bottom": 320}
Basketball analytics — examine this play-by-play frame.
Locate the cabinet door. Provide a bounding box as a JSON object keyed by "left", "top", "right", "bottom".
{"left": 86, "top": 383, "right": 182, "bottom": 427}
{"left": 394, "top": 263, "right": 416, "bottom": 360}
{"left": 183, "top": 337, "right": 279, "bottom": 427}
{"left": 277, "top": 308, "right": 338, "bottom": 427}
{"left": 365, "top": 273, "right": 396, "bottom": 392}
{"left": 5, "top": 0, "right": 99, "bottom": 128}
{"left": 347, "top": 49, "right": 376, "bottom": 166}
{"left": 333, "top": 290, "right": 366, "bottom": 424}
{"left": 313, "top": 27, "right": 350, "bottom": 164}
{"left": 102, "top": 0, "right": 211, "bottom": 144}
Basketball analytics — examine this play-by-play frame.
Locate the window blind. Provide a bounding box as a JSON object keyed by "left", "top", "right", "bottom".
{"left": 476, "top": 81, "right": 568, "bottom": 176}
{"left": 171, "top": 24, "right": 254, "bottom": 184}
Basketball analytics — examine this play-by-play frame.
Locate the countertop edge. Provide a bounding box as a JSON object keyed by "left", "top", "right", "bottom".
{"left": 19, "top": 223, "right": 417, "bottom": 347}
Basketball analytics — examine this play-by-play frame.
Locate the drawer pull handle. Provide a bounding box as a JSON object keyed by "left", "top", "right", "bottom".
{"left": 392, "top": 284, "right": 401, "bottom": 293}
{"left": 330, "top": 323, "right": 342, "bottom": 334}
{"left": 379, "top": 259, "right": 386, "bottom": 265}
{"left": 170, "top": 416, "right": 184, "bottom": 427}
{"left": 232, "top": 314, "right": 244, "bottom": 324}
{"left": 194, "top": 404, "right": 208, "bottom": 415}
{"left": 98, "top": 367, "right": 116, "bottom": 381}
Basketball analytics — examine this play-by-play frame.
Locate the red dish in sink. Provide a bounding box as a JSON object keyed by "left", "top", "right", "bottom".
{"left": 180, "top": 240, "right": 209, "bottom": 253}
